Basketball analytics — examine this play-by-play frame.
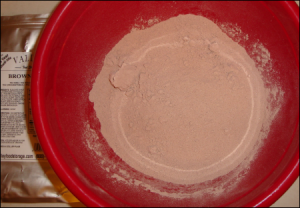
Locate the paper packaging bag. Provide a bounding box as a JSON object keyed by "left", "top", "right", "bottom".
{"left": 1, "top": 14, "right": 79, "bottom": 203}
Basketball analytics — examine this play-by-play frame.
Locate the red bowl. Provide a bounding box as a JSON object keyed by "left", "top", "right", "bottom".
{"left": 31, "top": 1, "right": 299, "bottom": 207}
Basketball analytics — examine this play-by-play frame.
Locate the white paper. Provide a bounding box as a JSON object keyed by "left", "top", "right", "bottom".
{"left": 1, "top": 52, "right": 46, "bottom": 162}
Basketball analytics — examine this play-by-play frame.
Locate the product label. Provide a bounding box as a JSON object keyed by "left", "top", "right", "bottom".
{"left": 1, "top": 52, "right": 46, "bottom": 161}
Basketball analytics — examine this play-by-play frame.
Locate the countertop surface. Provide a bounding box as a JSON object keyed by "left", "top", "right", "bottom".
{"left": 1, "top": 1, "right": 299, "bottom": 207}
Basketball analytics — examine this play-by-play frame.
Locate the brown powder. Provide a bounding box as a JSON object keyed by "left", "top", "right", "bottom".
{"left": 89, "top": 14, "right": 269, "bottom": 185}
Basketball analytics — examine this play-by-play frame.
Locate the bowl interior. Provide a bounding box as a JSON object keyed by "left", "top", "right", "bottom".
{"left": 32, "top": 1, "right": 299, "bottom": 207}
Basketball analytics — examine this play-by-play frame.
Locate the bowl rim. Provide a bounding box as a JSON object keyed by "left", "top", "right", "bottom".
{"left": 31, "top": 1, "right": 299, "bottom": 207}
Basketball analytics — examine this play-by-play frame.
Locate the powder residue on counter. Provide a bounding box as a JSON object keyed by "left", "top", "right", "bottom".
{"left": 88, "top": 14, "right": 283, "bottom": 192}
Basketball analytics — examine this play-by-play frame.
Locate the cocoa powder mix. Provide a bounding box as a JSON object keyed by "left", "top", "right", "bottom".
{"left": 89, "top": 14, "right": 279, "bottom": 185}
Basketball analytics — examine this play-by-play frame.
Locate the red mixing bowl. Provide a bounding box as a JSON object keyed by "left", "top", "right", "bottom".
{"left": 31, "top": 1, "right": 299, "bottom": 207}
